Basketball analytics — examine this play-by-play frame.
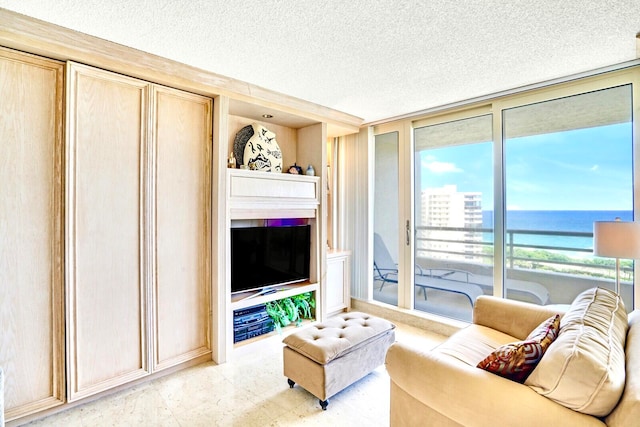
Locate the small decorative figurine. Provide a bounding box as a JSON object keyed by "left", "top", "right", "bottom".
{"left": 288, "top": 163, "right": 303, "bottom": 174}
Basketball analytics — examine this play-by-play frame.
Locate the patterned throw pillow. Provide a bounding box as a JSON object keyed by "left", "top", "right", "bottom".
{"left": 477, "top": 314, "right": 560, "bottom": 383}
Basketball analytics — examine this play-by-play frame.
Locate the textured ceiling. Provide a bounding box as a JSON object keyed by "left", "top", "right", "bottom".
{"left": 1, "top": 1, "right": 639, "bottom": 124}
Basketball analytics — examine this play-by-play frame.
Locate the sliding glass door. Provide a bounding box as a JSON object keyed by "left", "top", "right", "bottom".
{"left": 413, "top": 115, "right": 494, "bottom": 321}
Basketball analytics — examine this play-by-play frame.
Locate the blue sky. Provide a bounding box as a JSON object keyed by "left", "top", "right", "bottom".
{"left": 420, "top": 122, "right": 633, "bottom": 211}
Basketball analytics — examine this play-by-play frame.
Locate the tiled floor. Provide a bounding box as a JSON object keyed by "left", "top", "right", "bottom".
{"left": 24, "top": 320, "right": 445, "bottom": 427}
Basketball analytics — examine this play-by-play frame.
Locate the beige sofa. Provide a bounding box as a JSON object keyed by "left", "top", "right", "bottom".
{"left": 386, "top": 291, "right": 640, "bottom": 426}
{"left": 1, "top": 367, "right": 4, "bottom": 426}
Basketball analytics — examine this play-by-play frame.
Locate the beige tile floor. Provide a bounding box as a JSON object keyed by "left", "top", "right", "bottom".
{"left": 24, "top": 321, "right": 445, "bottom": 427}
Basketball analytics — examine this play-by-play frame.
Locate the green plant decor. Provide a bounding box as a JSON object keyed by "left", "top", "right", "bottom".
{"left": 266, "top": 292, "right": 316, "bottom": 332}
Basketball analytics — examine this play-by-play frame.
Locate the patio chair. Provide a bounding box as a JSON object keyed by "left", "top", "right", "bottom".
{"left": 374, "top": 233, "right": 431, "bottom": 290}
{"left": 373, "top": 232, "right": 402, "bottom": 290}
{"left": 373, "top": 232, "right": 483, "bottom": 307}
{"left": 373, "top": 232, "right": 444, "bottom": 289}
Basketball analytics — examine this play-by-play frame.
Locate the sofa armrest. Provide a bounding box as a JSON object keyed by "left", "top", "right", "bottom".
{"left": 606, "top": 310, "right": 640, "bottom": 427}
{"left": 473, "top": 295, "right": 566, "bottom": 340}
{"left": 385, "top": 341, "right": 603, "bottom": 427}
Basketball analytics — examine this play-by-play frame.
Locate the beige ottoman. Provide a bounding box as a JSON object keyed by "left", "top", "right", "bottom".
{"left": 282, "top": 312, "right": 396, "bottom": 410}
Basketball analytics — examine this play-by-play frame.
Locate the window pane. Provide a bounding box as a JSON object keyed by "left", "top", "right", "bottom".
{"left": 503, "top": 85, "right": 633, "bottom": 309}
{"left": 413, "top": 115, "right": 493, "bottom": 321}
{"left": 373, "top": 132, "right": 399, "bottom": 306}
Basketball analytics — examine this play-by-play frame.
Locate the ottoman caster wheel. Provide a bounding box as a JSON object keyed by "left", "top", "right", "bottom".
{"left": 319, "top": 399, "right": 329, "bottom": 410}
{"left": 287, "top": 378, "right": 295, "bottom": 388}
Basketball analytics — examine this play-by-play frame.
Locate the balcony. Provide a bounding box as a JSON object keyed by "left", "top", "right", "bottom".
{"left": 374, "top": 225, "right": 635, "bottom": 322}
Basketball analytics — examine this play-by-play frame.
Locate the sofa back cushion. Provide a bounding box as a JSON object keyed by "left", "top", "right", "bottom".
{"left": 605, "top": 310, "right": 640, "bottom": 426}
{"left": 525, "top": 287, "right": 628, "bottom": 416}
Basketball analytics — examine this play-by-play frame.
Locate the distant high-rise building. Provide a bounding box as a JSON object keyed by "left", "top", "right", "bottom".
{"left": 418, "top": 185, "right": 482, "bottom": 260}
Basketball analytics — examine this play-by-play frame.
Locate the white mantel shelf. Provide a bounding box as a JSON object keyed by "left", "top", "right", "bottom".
{"left": 227, "top": 169, "right": 320, "bottom": 219}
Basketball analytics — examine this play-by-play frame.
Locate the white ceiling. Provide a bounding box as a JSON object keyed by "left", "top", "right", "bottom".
{"left": 1, "top": 1, "right": 639, "bottom": 124}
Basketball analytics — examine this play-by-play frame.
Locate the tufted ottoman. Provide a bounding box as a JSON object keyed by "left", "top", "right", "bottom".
{"left": 282, "top": 312, "right": 396, "bottom": 410}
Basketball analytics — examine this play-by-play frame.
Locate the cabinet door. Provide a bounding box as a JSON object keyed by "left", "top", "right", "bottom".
{"left": 326, "top": 252, "right": 351, "bottom": 315}
{"left": 0, "top": 48, "right": 65, "bottom": 421}
{"left": 66, "top": 63, "right": 150, "bottom": 401}
{"left": 152, "top": 85, "right": 212, "bottom": 370}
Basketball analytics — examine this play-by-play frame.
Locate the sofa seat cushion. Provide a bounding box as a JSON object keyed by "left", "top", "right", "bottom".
{"left": 525, "top": 287, "right": 628, "bottom": 417}
{"left": 434, "top": 324, "right": 518, "bottom": 366}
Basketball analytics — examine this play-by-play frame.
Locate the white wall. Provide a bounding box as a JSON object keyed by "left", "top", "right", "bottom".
{"left": 338, "top": 128, "right": 371, "bottom": 300}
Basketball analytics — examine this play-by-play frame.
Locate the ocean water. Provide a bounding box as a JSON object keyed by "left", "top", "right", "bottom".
{"left": 482, "top": 210, "right": 633, "bottom": 251}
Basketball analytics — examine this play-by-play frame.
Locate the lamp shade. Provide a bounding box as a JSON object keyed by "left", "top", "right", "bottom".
{"left": 593, "top": 220, "right": 640, "bottom": 259}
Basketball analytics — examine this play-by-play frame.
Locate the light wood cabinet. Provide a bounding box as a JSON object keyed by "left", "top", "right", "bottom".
{"left": 326, "top": 250, "right": 352, "bottom": 315}
{"left": 65, "top": 62, "right": 151, "bottom": 401}
{"left": 0, "top": 47, "right": 65, "bottom": 422}
{"left": 66, "top": 63, "right": 212, "bottom": 401}
{"left": 152, "top": 85, "right": 212, "bottom": 371}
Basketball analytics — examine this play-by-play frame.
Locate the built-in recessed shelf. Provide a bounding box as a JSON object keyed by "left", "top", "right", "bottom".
{"left": 231, "top": 282, "right": 319, "bottom": 351}
{"left": 231, "top": 282, "right": 318, "bottom": 311}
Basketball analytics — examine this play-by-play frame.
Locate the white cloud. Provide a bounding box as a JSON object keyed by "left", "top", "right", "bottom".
{"left": 422, "top": 158, "right": 462, "bottom": 174}
{"left": 590, "top": 164, "right": 599, "bottom": 171}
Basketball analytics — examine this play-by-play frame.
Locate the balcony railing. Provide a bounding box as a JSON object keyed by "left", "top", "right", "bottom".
{"left": 415, "top": 225, "right": 631, "bottom": 279}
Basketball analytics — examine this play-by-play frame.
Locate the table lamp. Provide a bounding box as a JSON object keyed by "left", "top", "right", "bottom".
{"left": 593, "top": 219, "right": 640, "bottom": 294}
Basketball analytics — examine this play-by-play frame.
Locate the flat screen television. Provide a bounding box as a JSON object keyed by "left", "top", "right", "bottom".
{"left": 231, "top": 225, "right": 311, "bottom": 294}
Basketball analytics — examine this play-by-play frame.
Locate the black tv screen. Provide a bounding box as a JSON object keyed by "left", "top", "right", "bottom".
{"left": 231, "top": 225, "right": 311, "bottom": 294}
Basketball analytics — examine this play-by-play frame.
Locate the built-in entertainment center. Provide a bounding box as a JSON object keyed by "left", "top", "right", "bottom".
{"left": 221, "top": 124, "right": 352, "bottom": 356}
{"left": 224, "top": 165, "right": 323, "bottom": 357}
